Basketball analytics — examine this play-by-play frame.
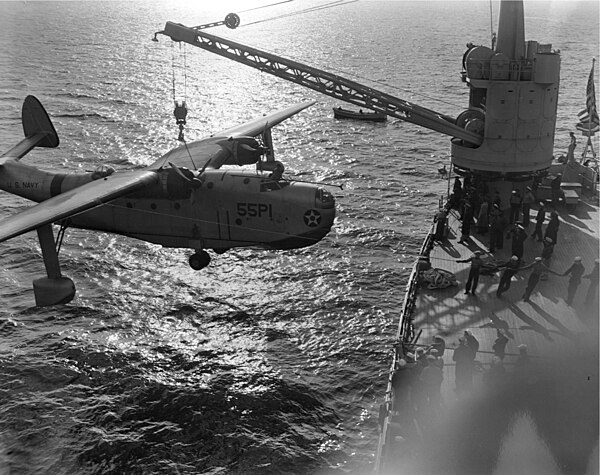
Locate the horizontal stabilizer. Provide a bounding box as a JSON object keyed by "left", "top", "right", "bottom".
{"left": 0, "top": 96, "right": 60, "bottom": 162}
{"left": 0, "top": 170, "right": 159, "bottom": 243}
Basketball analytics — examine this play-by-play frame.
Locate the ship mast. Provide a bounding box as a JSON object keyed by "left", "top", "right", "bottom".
{"left": 454, "top": 0, "right": 560, "bottom": 178}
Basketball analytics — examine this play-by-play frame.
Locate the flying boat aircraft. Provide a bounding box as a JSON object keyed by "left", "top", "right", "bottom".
{"left": 0, "top": 96, "right": 335, "bottom": 306}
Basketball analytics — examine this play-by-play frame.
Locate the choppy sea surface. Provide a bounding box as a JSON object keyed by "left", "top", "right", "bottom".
{"left": 0, "top": 1, "right": 598, "bottom": 473}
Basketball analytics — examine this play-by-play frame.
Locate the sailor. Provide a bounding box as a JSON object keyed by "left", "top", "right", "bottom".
{"left": 583, "top": 259, "right": 599, "bottom": 306}
{"left": 428, "top": 335, "right": 446, "bottom": 357}
{"left": 496, "top": 255, "right": 521, "bottom": 297}
{"left": 483, "top": 356, "right": 506, "bottom": 388}
{"left": 488, "top": 204, "right": 504, "bottom": 253}
{"left": 570, "top": 131, "right": 577, "bottom": 145}
{"left": 453, "top": 337, "right": 476, "bottom": 394}
{"left": 532, "top": 174, "right": 542, "bottom": 196}
{"left": 513, "top": 344, "right": 533, "bottom": 384}
{"left": 531, "top": 202, "right": 546, "bottom": 241}
{"left": 521, "top": 186, "right": 535, "bottom": 227}
{"left": 492, "top": 329, "right": 509, "bottom": 360}
{"left": 539, "top": 237, "right": 555, "bottom": 280}
{"left": 476, "top": 200, "right": 489, "bottom": 234}
{"left": 492, "top": 190, "right": 502, "bottom": 208}
{"left": 269, "top": 161, "right": 285, "bottom": 181}
{"left": 420, "top": 355, "right": 443, "bottom": 413}
{"left": 413, "top": 348, "right": 428, "bottom": 374}
{"left": 561, "top": 256, "right": 585, "bottom": 305}
{"left": 550, "top": 173, "right": 562, "bottom": 208}
{"left": 391, "top": 358, "right": 415, "bottom": 412}
{"left": 567, "top": 132, "right": 577, "bottom": 164}
{"left": 433, "top": 208, "right": 448, "bottom": 242}
{"left": 506, "top": 222, "right": 527, "bottom": 260}
{"left": 456, "top": 250, "right": 484, "bottom": 295}
{"left": 449, "top": 177, "right": 462, "bottom": 210}
{"left": 521, "top": 257, "right": 557, "bottom": 302}
{"left": 463, "top": 330, "right": 479, "bottom": 354}
{"left": 544, "top": 211, "right": 560, "bottom": 245}
{"left": 428, "top": 349, "right": 444, "bottom": 367}
{"left": 509, "top": 189, "right": 522, "bottom": 224}
{"left": 458, "top": 202, "right": 474, "bottom": 243}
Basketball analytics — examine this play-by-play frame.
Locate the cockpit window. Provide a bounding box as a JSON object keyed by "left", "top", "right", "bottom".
{"left": 260, "top": 179, "right": 290, "bottom": 192}
{"left": 315, "top": 188, "right": 334, "bottom": 208}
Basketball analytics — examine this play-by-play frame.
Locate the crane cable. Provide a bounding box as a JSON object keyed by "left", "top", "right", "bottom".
{"left": 238, "top": 0, "right": 294, "bottom": 14}
{"left": 241, "top": 0, "right": 358, "bottom": 28}
{"left": 172, "top": 41, "right": 189, "bottom": 142}
{"left": 169, "top": 41, "right": 198, "bottom": 170}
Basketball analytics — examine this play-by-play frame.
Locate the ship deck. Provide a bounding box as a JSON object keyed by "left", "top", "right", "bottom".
{"left": 377, "top": 187, "right": 600, "bottom": 473}
{"left": 417, "top": 194, "right": 599, "bottom": 399}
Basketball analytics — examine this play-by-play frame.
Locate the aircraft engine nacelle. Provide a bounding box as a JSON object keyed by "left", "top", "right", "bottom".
{"left": 217, "top": 136, "right": 266, "bottom": 166}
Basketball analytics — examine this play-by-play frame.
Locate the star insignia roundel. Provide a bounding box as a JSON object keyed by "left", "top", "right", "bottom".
{"left": 303, "top": 209, "right": 321, "bottom": 227}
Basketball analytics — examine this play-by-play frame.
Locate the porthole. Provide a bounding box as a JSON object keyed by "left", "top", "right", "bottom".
{"left": 174, "top": 202, "right": 181, "bottom": 210}
{"left": 207, "top": 182, "right": 214, "bottom": 189}
{"left": 243, "top": 178, "right": 250, "bottom": 184}
{"left": 126, "top": 202, "right": 133, "bottom": 208}
{"left": 151, "top": 203, "right": 157, "bottom": 210}
{"left": 235, "top": 218, "right": 242, "bottom": 225}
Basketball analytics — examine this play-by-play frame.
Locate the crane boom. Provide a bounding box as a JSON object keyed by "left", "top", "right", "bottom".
{"left": 159, "top": 22, "right": 483, "bottom": 146}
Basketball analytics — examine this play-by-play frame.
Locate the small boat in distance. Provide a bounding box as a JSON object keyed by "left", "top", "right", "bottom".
{"left": 333, "top": 107, "right": 387, "bottom": 122}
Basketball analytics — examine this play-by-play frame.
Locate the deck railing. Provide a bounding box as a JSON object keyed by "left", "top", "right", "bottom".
{"left": 374, "top": 217, "right": 437, "bottom": 473}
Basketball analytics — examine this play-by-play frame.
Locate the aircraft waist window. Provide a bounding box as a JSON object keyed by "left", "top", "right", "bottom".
{"left": 91, "top": 165, "right": 115, "bottom": 180}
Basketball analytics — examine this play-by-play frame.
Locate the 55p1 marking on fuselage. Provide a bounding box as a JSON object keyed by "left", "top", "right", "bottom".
{"left": 0, "top": 96, "right": 335, "bottom": 306}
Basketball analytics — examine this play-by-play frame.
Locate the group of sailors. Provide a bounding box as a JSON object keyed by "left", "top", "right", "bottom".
{"left": 391, "top": 331, "right": 535, "bottom": 427}
{"left": 433, "top": 174, "right": 599, "bottom": 306}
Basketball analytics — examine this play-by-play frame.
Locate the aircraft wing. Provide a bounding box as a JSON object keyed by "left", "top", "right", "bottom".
{"left": 150, "top": 100, "right": 315, "bottom": 170}
{"left": 0, "top": 170, "right": 158, "bottom": 243}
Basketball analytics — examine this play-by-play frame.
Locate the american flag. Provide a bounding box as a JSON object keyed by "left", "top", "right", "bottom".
{"left": 576, "top": 60, "right": 600, "bottom": 135}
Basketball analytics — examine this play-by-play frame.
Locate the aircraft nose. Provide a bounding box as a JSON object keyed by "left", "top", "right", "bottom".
{"left": 311, "top": 187, "right": 335, "bottom": 229}
{"left": 300, "top": 187, "right": 335, "bottom": 239}
{"left": 271, "top": 186, "right": 335, "bottom": 250}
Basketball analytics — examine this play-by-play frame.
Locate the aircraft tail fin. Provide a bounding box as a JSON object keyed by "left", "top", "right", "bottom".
{"left": 0, "top": 95, "right": 59, "bottom": 164}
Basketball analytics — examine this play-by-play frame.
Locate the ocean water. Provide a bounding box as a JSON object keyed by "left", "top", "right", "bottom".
{"left": 0, "top": 1, "right": 598, "bottom": 473}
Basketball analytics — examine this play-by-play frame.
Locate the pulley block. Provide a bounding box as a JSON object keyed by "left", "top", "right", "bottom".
{"left": 224, "top": 13, "right": 241, "bottom": 29}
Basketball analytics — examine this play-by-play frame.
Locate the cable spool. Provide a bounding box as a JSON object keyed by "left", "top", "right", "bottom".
{"left": 456, "top": 108, "right": 485, "bottom": 137}
{"left": 225, "top": 13, "right": 241, "bottom": 29}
